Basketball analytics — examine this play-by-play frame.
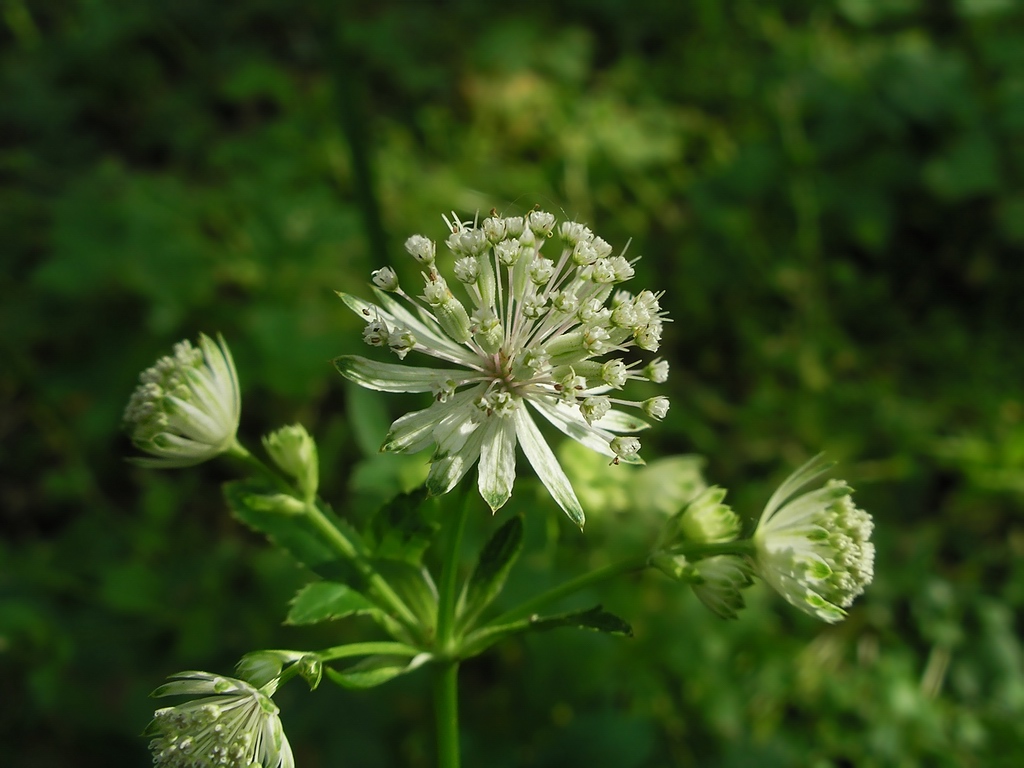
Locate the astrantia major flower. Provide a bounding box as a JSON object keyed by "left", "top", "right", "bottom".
{"left": 123, "top": 334, "right": 241, "bottom": 468}
{"left": 145, "top": 671, "right": 294, "bottom": 768}
{"left": 753, "top": 455, "right": 875, "bottom": 623}
{"left": 336, "top": 210, "right": 670, "bottom": 526}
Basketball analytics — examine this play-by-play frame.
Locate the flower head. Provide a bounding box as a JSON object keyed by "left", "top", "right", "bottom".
{"left": 336, "top": 210, "right": 670, "bottom": 526}
{"left": 145, "top": 671, "right": 293, "bottom": 768}
{"left": 753, "top": 455, "right": 875, "bottom": 623}
{"left": 124, "top": 334, "right": 241, "bottom": 468}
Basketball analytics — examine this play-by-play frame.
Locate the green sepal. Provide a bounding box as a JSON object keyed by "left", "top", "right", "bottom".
{"left": 461, "top": 605, "right": 632, "bottom": 658}
{"left": 456, "top": 516, "right": 524, "bottom": 633}
{"left": 298, "top": 655, "right": 323, "bottom": 690}
{"left": 325, "top": 653, "right": 431, "bottom": 689}
{"left": 286, "top": 581, "right": 378, "bottom": 625}
{"left": 234, "top": 650, "right": 303, "bottom": 688}
{"left": 365, "top": 488, "right": 441, "bottom": 565}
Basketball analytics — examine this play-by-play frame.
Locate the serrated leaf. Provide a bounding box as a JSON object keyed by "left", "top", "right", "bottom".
{"left": 529, "top": 605, "right": 633, "bottom": 636}
{"left": 325, "top": 653, "right": 431, "bottom": 690}
{"left": 223, "top": 479, "right": 367, "bottom": 586}
{"left": 365, "top": 488, "right": 441, "bottom": 564}
{"left": 370, "top": 558, "right": 438, "bottom": 632}
{"left": 456, "top": 516, "right": 524, "bottom": 632}
{"left": 286, "top": 582, "right": 378, "bottom": 625}
{"left": 461, "top": 605, "right": 632, "bottom": 657}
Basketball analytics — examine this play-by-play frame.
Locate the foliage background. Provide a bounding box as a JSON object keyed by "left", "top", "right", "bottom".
{"left": 3, "top": 0, "right": 1024, "bottom": 765}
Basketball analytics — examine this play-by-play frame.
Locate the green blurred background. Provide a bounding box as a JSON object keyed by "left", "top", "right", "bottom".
{"left": 3, "top": 0, "right": 1024, "bottom": 765}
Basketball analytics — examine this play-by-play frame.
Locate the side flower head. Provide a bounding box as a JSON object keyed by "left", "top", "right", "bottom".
{"left": 145, "top": 671, "right": 293, "bottom": 768}
{"left": 335, "top": 210, "right": 670, "bottom": 527}
{"left": 753, "top": 454, "right": 875, "bottom": 623}
{"left": 124, "top": 334, "right": 241, "bottom": 468}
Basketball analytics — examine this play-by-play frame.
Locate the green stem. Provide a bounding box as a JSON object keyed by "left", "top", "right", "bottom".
{"left": 432, "top": 492, "right": 471, "bottom": 768}
{"left": 436, "top": 493, "right": 471, "bottom": 653}
{"left": 492, "top": 553, "right": 649, "bottom": 626}
{"left": 226, "top": 440, "right": 421, "bottom": 631}
{"left": 316, "top": 641, "right": 421, "bottom": 662}
{"left": 434, "top": 661, "right": 461, "bottom": 768}
{"left": 490, "top": 539, "right": 754, "bottom": 627}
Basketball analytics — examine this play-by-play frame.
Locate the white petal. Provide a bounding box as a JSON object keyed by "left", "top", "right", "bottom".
{"left": 165, "top": 395, "right": 226, "bottom": 444}
{"left": 335, "top": 355, "right": 467, "bottom": 393}
{"left": 426, "top": 427, "right": 486, "bottom": 496}
{"left": 478, "top": 416, "right": 518, "bottom": 511}
{"left": 529, "top": 398, "right": 644, "bottom": 465}
{"left": 199, "top": 333, "right": 241, "bottom": 425}
{"left": 513, "top": 406, "right": 585, "bottom": 527}
{"left": 373, "top": 289, "right": 481, "bottom": 367}
{"left": 760, "top": 453, "right": 832, "bottom": 523}
{"left": 593, "top": 409, "right": 650, "bottom": 433}
{"left": 382, "top": 387, "right": 482, "bottom": 453}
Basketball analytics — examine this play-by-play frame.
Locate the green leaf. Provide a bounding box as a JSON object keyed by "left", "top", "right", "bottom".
{"left": 371, "top": 558, "right": 438, "bottom": 632}
{"left": 526, "top": 605, "right": 633, "bottom": 636}
{"left": 457, "top": 516, "right": 524, "bottom": 632}
{"left": 365, "top": 488, "right": 441, "bottom": 564}
{"left": 461, "top": 605, "right": 632, "bottom": 658}
{"left": 325, "top": 653, "right": 430, "bottom": 690}
{"left": 285, "top": 581, "right": 378, "bottom": 625}
{"left": 223, "top": 479, "right": 366, "bottom": 586}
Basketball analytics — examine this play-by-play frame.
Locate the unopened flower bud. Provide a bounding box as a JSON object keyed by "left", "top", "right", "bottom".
{"left": 643, "top": 396, "right": 670, "bottom": 421}
{"left": 580, "top": 396, "right": 611, "bottom": 425}
{"left": 263, "top": 424, "right": 319, "bottom": 500}
{"left": 371, "top": 267, "right": 399, "bottom": 291}
{"left": 405, "top": 234, "right": 435, "bottom": 265}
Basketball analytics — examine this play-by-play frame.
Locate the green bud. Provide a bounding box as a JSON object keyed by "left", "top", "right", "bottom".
{"left": 263, "top": 424, "right": 319, "bottom": 500}
{"left": 677, "top": 485, "right": 740, "bottom": 543}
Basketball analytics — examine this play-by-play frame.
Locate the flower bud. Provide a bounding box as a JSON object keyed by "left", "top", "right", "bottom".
{"left": 123, "top": 334, "right": 241, "bottom": 468}
{"left": 642, "top": 396, "right": 670, "bottom": 421}
{"left": 263, "top": 424, "right": 318, "bottom": 500}
{"left": 404, "top": 234, "right": 435, "bottom": 265}
{"left": 678, "top": 486, "right": 740, "bottom": 543}
{"left": 610, "top": 436, "right": 640, "bottom": 460}
{"left": 371, "top": 267, "right": 399, "bottom": 291}
{"left": 644, "top": 358, "right": 669, "bottom": 383}
{"left": 580, "top": 396, "right": 611, "bottom": 425}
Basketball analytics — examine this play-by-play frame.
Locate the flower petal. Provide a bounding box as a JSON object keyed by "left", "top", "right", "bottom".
{"left": 382, "top": 387, "right": 483, "bottom": 453}
{"left": 478, "top": 415, "right": 518, "bottom": 511}
{"left": 335, "top": 355, "right": 467, "bottom": 393}
{"left": 529, "top": 398, "right": 645, "bottom": 465}
{"left": 760, "top": 453, "right": 832, "bottom": 523}
{"left": 593, "top": 409, "right": 650, "bottom": 433}
{"left": 427, "top": 427, "right": 486, "bottom": 496}
{"left": 513, "top": 406, "right": 585, "bottom": 527}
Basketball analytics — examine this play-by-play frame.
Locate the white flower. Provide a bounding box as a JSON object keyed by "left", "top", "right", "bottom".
{"left": 336, "top": 211, "right": 670, "bottom": 526}
{"left": 753, "top": 455, "right": 875, "bottom": 623}
{"left": 123, "top": 334, "right": 240, "bottom": 468}
{"left": 145, "top": 671, "right": 294, "bottom": 768}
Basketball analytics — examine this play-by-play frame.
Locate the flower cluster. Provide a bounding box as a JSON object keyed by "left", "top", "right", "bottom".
{"left": 145, "top": 671, "right": 293, "bottom": 768}
{"left": 753, "top": 455, "right": 875, "bottom": 623}
{"left": 336, "top": 210, "right": 670, "bottom": 525}
{"left": 123, "top": 334, "right": 240, "bottom": 468}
